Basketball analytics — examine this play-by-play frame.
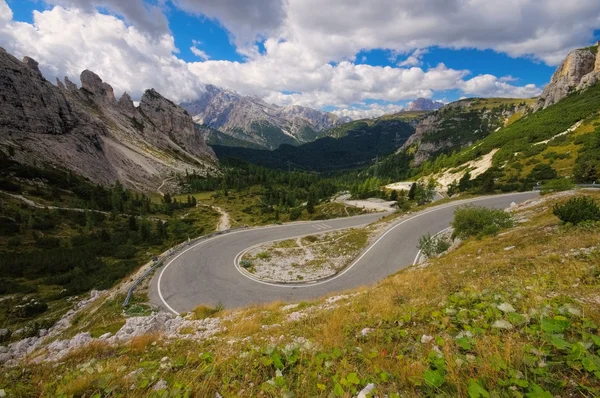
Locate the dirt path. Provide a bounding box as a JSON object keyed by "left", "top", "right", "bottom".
{"left": 157, "top": 177, "right": 175, "bottom": 196}
{"left": 214, "top": 206, "right": 231, "bottom": 231}
{"left": 0, "top": 190, "right": 110, "bottom": 215}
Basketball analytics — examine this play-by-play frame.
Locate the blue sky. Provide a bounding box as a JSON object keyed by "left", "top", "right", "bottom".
{"left": 3, "top": 0, "right": 600, "bottom": 118}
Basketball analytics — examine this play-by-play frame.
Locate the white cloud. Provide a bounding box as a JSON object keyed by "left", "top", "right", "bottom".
{"left": 190, "top": 40, "right": 210, "bottom": 60}
{"left": 0, "top": 0, "right": 558, "bottom": 117}
{"left": 397, "top": 49, "right": 428, "bottom": 67}
{"left": 283, "top": 0, "right": 600, "bottom": 65}
{"left": 44, "top": 0, "right": 169, "bottom": 37}
{"left": 461, "top": 75, "right": 540, "bottom": 98}
{"left": 0, "top": 0, "right": 12, "bottom": 22}
{"left": 0, "top": 3, "right": 205, "bottom": 102}
{"left": 171, "top": 0, "right": 286, "bottom": 53}
{"left": 332, "top": 103, "right": 405, "bottom": 120}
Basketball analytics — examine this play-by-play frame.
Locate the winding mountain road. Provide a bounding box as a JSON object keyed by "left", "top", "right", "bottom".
{"left": 150, "top": 192, "right": 538, "bottom": 314}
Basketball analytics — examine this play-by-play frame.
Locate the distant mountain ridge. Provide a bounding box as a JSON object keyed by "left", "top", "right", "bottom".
{"left": 0, "top": 48, "right": 216, "bottom": 191}
{"left": 181, "top": 85, "right": 348, "bottom": 150}
{"left": 407, "top": 98, "right": 444, "bottom": 111}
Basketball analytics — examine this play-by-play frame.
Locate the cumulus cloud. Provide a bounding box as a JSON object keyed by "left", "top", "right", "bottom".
{"left": 0, "top": 3, "right": 204, "bottom": 102}
{"left": 332, "top": 103, "right": 405, "bottom": 120}
{"left": 284, "top": 0, "right": 600, "bottom": 65}
{"left": 190, "top": 40, "right": 210, "bottom": 60}
{"left": 0, "top": 0, "right": 559, "bottom": 117}
{"left": 461, "top": 75, "right": 540, "bottom": 98}
{"left": 397, "top": 49, "right": 428, "bottom": 67}
{"left": 45, "top": 0, "right": 169, "bottom": 37}
{"left": 172, "top": 0, "right": 286, "bottom": 53}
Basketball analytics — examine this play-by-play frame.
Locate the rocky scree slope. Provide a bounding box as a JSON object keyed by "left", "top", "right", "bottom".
{"left": 181, "top": 84, "right": 347, "bottom": 150}
{"left": 0, "top": 48, "right": 216, "bottom": 191}
{"left": 535, "top": 42, "right": 600, "bottom": 110}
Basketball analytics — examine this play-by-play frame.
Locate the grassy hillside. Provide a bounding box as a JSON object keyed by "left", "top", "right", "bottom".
{"left": 5, "top": 191, "right": 600, "bottom": 397}
{"left": 431, "top": 84, "right": 600, "bottom": 170}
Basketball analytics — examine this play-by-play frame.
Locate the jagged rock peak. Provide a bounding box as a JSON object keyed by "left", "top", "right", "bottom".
{"left": 23, "top": 56, "right": 42, "bottom": 78}
{"left": 64, "top": 76, "right": 78, "bottom": 92}
{"left": 118, "top": 92, "right": 136, "bottom": 115}
{"left": 56, "top": 78, "right": 65, "bottom": 90}
{"left": 80, "top": 69, "right": 116, "bottom": 105}
{"left": 141, "top": 88, "right": 178, "bottom": 108}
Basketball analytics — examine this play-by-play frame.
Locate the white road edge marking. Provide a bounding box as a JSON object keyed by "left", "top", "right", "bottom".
{"left": 233, "top": 192, "right": 535, "bottom": 289}
{"left": 159, "top": 192, "right": 535, "bottom": 314}
{"left": 156, "top": 214, "right": 384, "bottom": 315}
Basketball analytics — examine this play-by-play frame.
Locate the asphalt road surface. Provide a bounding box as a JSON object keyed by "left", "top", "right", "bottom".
{"left": 150, "top": 192, "right": 539, "bottom": 314}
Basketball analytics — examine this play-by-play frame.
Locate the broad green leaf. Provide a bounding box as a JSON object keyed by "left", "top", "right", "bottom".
{"left": 526, "top": 383, "right": 553, "bottom": 398}
{"left": 456, "top": 337, "right": 472, "bottom": 350}
{"left": 541, "top": 316, "right": 570, "bottom": 334}
{"left": 347, "top": 373, "right": 360, "bottom": 385}
{"left": 333, "top": 383, "right": 344, "bottom": 397}
{"left": 547, "top": 334, "right": 572, "bottom": 350}
{"left": 507, "top": 312, "right": 527, "bottom": 326}
{"left": 591, "top": 334, "right": 600, "bottom": 347}
{"left": 423, "top": 369, "right": 445, "bottom": 388}
{"left": 468, "top": 379, "right": 489, "bottom": 398}
{"left": 271, "top": 352, "right": 284, "bottom": 370}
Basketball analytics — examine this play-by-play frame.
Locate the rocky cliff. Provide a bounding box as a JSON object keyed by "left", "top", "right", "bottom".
{"left": 181, "top": 85, "right": 344, "bottom": 149}
{"left": 0, "top": 48, "right": 216, "bottom": 191}
{"left": 534, "top": 42, "right": 600, "bottom": 110}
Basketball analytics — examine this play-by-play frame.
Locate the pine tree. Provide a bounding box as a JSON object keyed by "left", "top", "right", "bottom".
{"left": 408, "top": 183, "right": 416, "bottom": 200}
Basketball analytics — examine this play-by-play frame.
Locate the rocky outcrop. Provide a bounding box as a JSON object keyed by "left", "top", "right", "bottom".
{"left": 22, "top": 56, "right": 42, "bottom": 78}
{"left": 117, "top": 92, "right": 137, "bottom": 116}
{"left": 535, "top": 43, "right": 600, "bottom": 110}
{"left": 0, "top": 48, "right": 78, "bottom": 136}
{"left": 181, "top": 85, "right": 344, "bottom": 149}
{"left": 80, "top": 69, "right": 117, "bottom": 106}
{"left": 0, "top": 48, "right": 216, "bottom": 191}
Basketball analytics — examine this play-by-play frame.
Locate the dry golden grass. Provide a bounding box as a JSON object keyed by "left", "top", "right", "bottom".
{"left": 5, "top": 191, "right": 600, "bottom": 397}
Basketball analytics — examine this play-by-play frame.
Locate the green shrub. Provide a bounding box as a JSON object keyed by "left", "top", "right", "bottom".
{"left": 256, "top": 252, "right": 271, "bottom": 260}
{"left": 540, "top": 178, "right": 575, "bottom": 195}
{"left": 452, "top": 206, "right": 514, "bottom": 239}
{"left": 418, "top": 233, "right": 452, "bottom": 258}
{"left": 13, "top": 299, "right": 48, "bottom": 318}
{"left": 552, "top": 196, "right": 600, "bottom": 225}
{"left": 290, "top": 207, "right": 302, "bottom": 220}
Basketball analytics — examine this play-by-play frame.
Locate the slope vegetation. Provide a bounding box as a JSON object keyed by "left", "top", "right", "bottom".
{"left": 5, "top": 192, "right": 600, "bottom": 397}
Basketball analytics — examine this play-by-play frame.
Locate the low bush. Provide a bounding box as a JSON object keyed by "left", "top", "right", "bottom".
{"left": 540, "top": 178, "right": 575, "bottom": 195}
{"left": 417, "top": 233, "right": 452, "bottom": 258}
{"left": 13, "top": 299, "right": 48, "bottom": 318}
{"left": 452, "top": 206, "right": 514, "bottom": 239}
{"left": 553, "top": 196, "right": 600, "bottom": 225}
{"left": 190, "top": 302, "right": 224, "bottom": 320}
